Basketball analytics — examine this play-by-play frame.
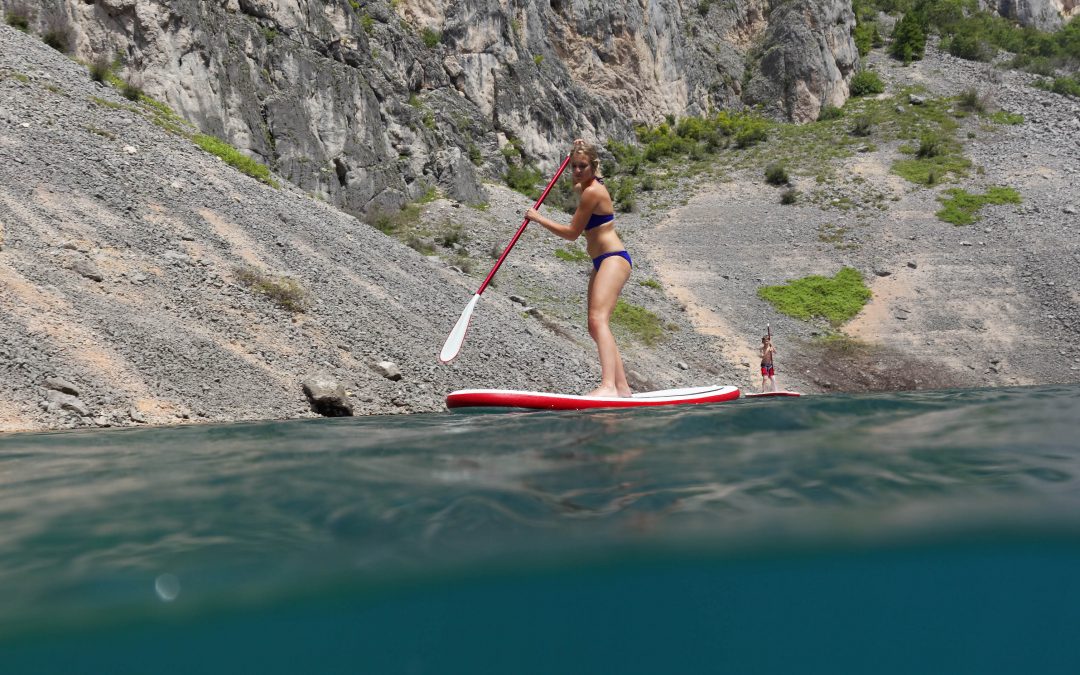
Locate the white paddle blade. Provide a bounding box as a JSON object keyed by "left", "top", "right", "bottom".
{"left": 439, "top": 294, "right": 481, "bottom": 363}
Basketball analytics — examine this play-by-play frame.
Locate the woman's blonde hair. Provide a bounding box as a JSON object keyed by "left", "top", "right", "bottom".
{"left": 571, "top": 139, "right": 602, "bottom": 178}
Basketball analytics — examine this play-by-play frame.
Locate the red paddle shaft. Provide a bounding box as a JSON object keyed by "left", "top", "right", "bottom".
{"left": 475, "top": 153, "right": 572, "bottom": 295}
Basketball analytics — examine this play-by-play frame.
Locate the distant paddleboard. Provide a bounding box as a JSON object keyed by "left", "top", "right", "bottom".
{"left": 446, "top": 385, "right": 740, "bottom": 412}
{"left": 744, "top": 390, "right": 802, "bottom": 398}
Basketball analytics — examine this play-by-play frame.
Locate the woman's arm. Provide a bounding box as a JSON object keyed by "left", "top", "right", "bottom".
{"left": 526, "top": 185, "right": 600, "bottom": 241}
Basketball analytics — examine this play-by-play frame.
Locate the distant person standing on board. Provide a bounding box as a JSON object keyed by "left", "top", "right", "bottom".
{"left": 525, "top": 139, "right": 632, "bottom": 398}
{"left": 760, "top": 334, "right": 777, "bottom": 393}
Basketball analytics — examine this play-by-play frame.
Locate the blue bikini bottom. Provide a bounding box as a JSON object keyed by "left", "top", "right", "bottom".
{"left": 591, "top": 250, "right": 632, "bottom": 272}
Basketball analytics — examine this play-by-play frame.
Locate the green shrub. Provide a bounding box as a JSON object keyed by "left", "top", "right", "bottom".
{"left": 88, "top": 55, "right": 112, "bottom": 83}
{"left": 956, "top": 88, "right": 987, "bottom": 113}
{"left": 468, "top": 143, "right": 483, "bottom": 165}
{"left": 854, "top": 21, "right": 876, "bottom": 57}
{"left": 851, "top": 115, "right": 874, "bottom": 136}
{"left": 4, "top": 3, "right": 30, "bottom": 31}
{"left": 120, "top": 80, "right": 143, "bottom": 102}
{"left": 757, "top": 267, "right": 872, "bottom": 326}
{"left": 850, "top": 70, "right": 885, "bottom": 96}
{"left": 42, "top": 13, "right": 73, "bottom": 53}
{"left": 234, "top": 266, "right": 310, "bottom": 312}
{"left": 193, "top": 133, "right": 279, "bottom": 188}
{"left": 764, "top": 163, "right": 789, "bottom": 186}
{"left": 916, "top": 133, "right": 944, "bottom": 158}
{"left": 421, "top": 28, "right": 441, "bottom": 48}
{"left": 1035, "top": 75, "right": 1080, "bottom": 98}
{"left": 890, "top": 9, "right": 927, "bottom": 63}
{"left": 936, "top": 186, "right": 1021, "bottom": 225}
{"left": 505, "top": 164, "right": 541, "bottom": 196}
{"left": 780, "top": 189, "right": 799, "bottom": 205}
{"left": 639, "top": 278, "right": 662, "bottom": 290}
{"left": 817, "top": 105, "right": 845, "bottom": 121}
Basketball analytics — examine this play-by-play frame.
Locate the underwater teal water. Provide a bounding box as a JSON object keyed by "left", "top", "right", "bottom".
{"left": 2, "top": 386, "right": 1080, "bottom": 673}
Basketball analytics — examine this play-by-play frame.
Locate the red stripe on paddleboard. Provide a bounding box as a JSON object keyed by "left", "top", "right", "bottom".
{"left": 446, "top": 386, "right": 740, "bottom": 411}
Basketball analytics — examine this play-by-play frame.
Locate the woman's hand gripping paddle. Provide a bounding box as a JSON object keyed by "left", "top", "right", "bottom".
{"left": 439, "top": 153, "right": 572, "bottom": 363}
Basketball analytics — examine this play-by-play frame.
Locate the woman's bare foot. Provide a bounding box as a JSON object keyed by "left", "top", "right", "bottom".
{"left": 587, "top": 385, "right": 632, "bottom": 398}
{"left": 587, "top": 385, "right": 619, "bottom": 398}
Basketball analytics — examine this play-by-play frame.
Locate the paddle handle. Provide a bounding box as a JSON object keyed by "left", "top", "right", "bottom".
{"left": 475, "top": 153, "right": 572, "bottom": 296}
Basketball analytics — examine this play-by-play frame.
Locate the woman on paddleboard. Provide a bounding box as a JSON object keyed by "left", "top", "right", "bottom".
{"left": 525, "top": 139, "right": 632, "bottom": 398}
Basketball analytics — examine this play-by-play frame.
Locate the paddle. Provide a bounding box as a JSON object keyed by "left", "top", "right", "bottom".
{"left": 439, "top": 153, "right": 572, "bottom": 363}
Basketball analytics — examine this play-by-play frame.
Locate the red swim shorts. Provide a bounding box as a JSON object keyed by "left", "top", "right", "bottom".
{"left": 760, "top": 365, "right": 775, "bottom": 377}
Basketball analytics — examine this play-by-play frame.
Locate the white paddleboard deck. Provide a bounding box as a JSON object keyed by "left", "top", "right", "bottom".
{"left": 446, "top": 385, "right": 741, "bottom": 411}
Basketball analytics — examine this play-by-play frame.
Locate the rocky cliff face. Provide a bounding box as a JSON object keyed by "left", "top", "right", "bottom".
{"left": 0, "top": 0, "right": 858, "bottom": 215}
{"left": 982, "top": 0, "right": 1080, "bottom": 31}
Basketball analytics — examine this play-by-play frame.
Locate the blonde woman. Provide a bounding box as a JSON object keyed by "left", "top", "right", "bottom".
{"left": 525, "top": 139, "right": 633, "bottom": 398}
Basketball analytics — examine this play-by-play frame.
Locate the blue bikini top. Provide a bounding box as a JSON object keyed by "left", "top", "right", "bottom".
{"left": 584, "top": 213, "right": 614, "bottom": 231}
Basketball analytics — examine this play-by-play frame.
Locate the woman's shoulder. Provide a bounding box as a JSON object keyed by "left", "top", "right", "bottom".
{"left": 583, "top": 179, "right": 611, "bottom": 203}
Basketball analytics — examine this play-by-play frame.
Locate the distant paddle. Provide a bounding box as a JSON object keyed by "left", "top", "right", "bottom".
{"left": 439, "top": 153, "right": 572, "bottom": 363}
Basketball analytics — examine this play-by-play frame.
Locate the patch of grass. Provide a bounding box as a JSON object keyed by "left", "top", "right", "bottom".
{"left": 193, "top": 133, "right": 279, "bottom": 188}
{"left": 638, "top": 278, "right": 663, "bottom": 290}
{"left": 757, "top": 267, "right": 872, "bottom": 327}
{"left": 87, "top": 126, "right": 115, "bottom": 140}
{"left": 988, "top": 110, "right": 1024, "bottom": 125}
{"left": 234, "top": 265, "right": 310, "bottom": 313}
{"left": 89, "top": 96, "right": 130, "bottom": 111}
{"left": 370, "top": 202, "right": 421, "bottom": 234}
{"left": 612, "top": 300, "right": 666, "bottom": 345}
{"left": 554, "top": 245, "right": 590, "bottom": 263}
{"left": 936, "top": 186, "right": 1022, "bottom": 225}
{"left": 892, "top": 153, "right": 971, "bottom": 185}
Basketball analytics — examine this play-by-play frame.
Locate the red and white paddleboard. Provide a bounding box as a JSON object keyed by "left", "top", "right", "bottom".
{"left": 744, "top": 390, "right": 802, "bottom": 398}
{"left": 446, "top": 385, "right": 740, "bottom": 412}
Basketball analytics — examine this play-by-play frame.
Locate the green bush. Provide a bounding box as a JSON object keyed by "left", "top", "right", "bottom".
{"left": 120, "top": 80, "right": 143, "bottom": 102}
{"left": 764, "top": 163, "right": 789, "bottom": 186}
{"left": 850, "top": 70, "right": 885, "bottom": 96}
{"left": 4, "top": 3, "right": 30, "bottom": 31}
{"left": 1035, "top": 75, "right": 1080, "bottom": 98}
{"left": 88, "top": 55, "right": 112, "bottom": 83}
{"left": 757, "top": 267, "right": 872, "bottom": 326}
{"left": 916, "top": 133, "right": 944, "bottom": 158}
{"left": 851, "top": 115, "right": 874, "bottom": 136}
{"left": 421, "top": 28, "right": 441, "bottom": 48}
{"left": 780, "top": 189, "right": 799, "bottom": 205}
{"left": 956, "top": 88, "right": 987, "bottom": 113}
{"left": 505, "top": 164, "right": 541, "bottom": 196}
{"left": 890, "top": 9, "right": 927, "bottom": 63}
{"left": 817, "top": 105, "right": 845, "bottom": 121}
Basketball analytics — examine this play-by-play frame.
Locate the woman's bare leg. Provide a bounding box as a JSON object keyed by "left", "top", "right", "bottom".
{"left": 586, "top": 257, "right": 632, "bottom": 397}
